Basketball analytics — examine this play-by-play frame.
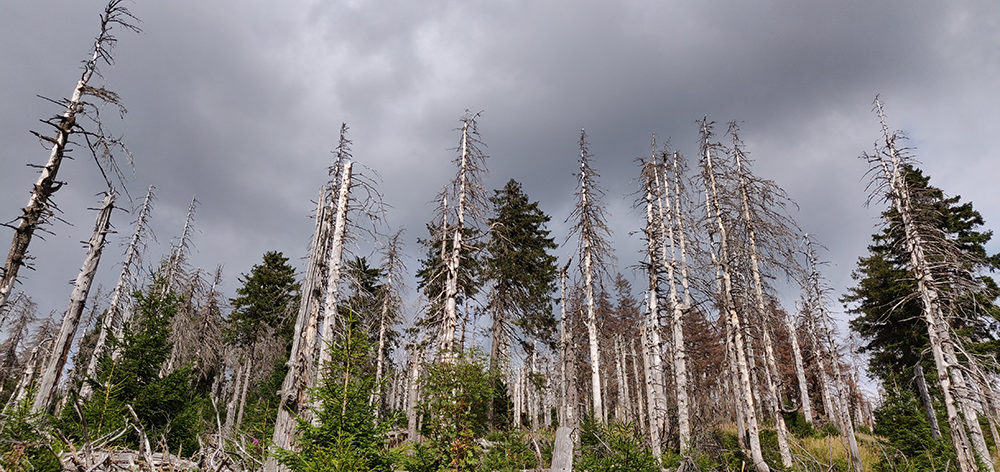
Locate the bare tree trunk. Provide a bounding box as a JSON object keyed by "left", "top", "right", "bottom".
{"left": 440, "top": 123, "right": 471, "bottom": 356}
{"left": 32, "top": 192, "right": 114, "bottom": 413}
{"left": 658, "top": 154, "right": 692, "bottom": 452}
{"left": 0, "top": 1, "right": 136, "bottom": 313}
{"left": 914, "top": 363, "right": 942, "bottom": 439}
{"left": 406, "top": 343, "right": 424, "bottom": 441}
{"left": 558, "top": 261, "right": 575, "bottom": 428}
{"left": 873, "top": 100, "right": 981, "bottom": 471}
{"left": 313, "top": 161, "right": 353, "bottom": 423}
{"left": 732, "top": 142, "right": 792, "bottom": 468}
{"left": 372, "top": 231, "right": 402, "bottom": 419}
{"left": 788, "top": 307, "right": 813, "bottom": 425}
{"left": 3, "top": 337, "right": 49, "bottom": 416}
{"left": 631, "top": 339, "right": 647, "bottom": 433}
{"left": 82, "top": 185, "right": 154, "bottom": 399}
{"left": 805, "top": 237, "right": 864, "bottom": 471}
{"left": 267, "top": 190, "right": 331, "bottom": 471}
{"left": 235, "top": 354, "right": 253, "bottom": 432}
{"left": 640, "top": 158, "right": 666, "bottom": 459}
{"left": 701, "top": 123, "right": 769, "bottom": 472}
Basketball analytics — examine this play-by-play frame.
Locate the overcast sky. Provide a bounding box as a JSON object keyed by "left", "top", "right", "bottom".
{"left": 2, "top": 1, "right": 998, "bottom": 378}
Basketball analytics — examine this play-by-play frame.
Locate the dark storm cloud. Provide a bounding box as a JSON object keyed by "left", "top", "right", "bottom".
{"left": 2, "top": 0, "right": 998, "bottom": 378}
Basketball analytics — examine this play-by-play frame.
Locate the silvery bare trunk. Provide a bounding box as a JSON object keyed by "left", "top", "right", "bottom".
{"left": 702, "top": 124, "right": 768, "bottom": 472}
{"left": 266, "top": 189, "right": 331, "bottom": 471}
{"left": 81, "top": 185, "right": 154, "bottom": 398}
{"left": 733, "top": 144, "right": 792, "bottom": 467}
{"left": 788, "top": 306, "right": 813, "bottom": 425}
{"left": 32, "top": 192, "right": 115, "bottom": 413}
{"left": 0, "top": 1, "right": 135, "bottom": 312}
{"left": 640, "top": 159, "right": 666, "bottom": 459}
{"left": 440, "top": 123, "right": 471, "bottom": 355}
{"left": 873, "top": 99, "right": 984, "bottom": 471}
{"left": 313, "top": 161, "right": 353, "bottom": 423}
{"left": 914, "top": 363, "right": 941, "bottom": 439}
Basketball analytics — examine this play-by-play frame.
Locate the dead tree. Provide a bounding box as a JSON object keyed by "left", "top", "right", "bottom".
{"left": 638, "top": 151, "right": 667, "bottom": 458}
{"left": 372, "top": 229, "right": 405, "bottom": 418}
{"left": 81, "top": 185, "right": 154, "bottom": 398}
{"left": 1, "top": 1, "right": 137, "bottom": 314}
{"left": 804, "top": 236, "right": 864, "bottom": 471}
{"left": 864, "top": 97, "right": 994, "bottom": 472}
{"left": 728, "top": 124, "right": 793, "bottom": 467}
{"left": 439, "top": 112, "right": 488, "bottom": 357}
{"left": 659, "top": 150, "right": 693, "bottom": 452}
{"left": 566, "top": 130, "right": 614, "bottom": 423}
{"left": 699, "top": 119, "right": 769, "bottom": 472}
{"left": 268, "top": 187, "right": 332, "bottom": 466}
{"left": 32, "top": 191, "right": 115, "bottom": 413}
{"left": 557, "top": 259, "right": 576, "bottom": 429}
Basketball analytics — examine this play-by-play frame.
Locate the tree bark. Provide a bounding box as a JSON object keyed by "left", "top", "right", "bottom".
{"left": 702, "top": 126, "right": 769, "bottom": 472}
{"left": 32, "top": 192, "right": 114, "bottom": 413}
{"left": 81, "top": 185, "right": 154, "bottom": 399}
{"left": 914, "top": 363, "right": 942, "bottom": 439}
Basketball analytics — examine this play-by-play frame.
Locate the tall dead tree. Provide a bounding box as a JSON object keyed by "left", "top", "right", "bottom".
{"left": 804, "top": 236, "right": 863, "bottom": 471}
{"left": 700, "top": 119, "right": 769, "bottom": 472}
{"left": 313, "top": 160, "right": 353, "bottom": 419}
{"left": 729, "top": 125, "right": 793, "bottom": 467}
{"left": 557, "top": 259, "right": 575, "bottom": 428}
{"left": 439, "top": 112, "right": 488, "bottom": 357}
{"left": 372, "top": 229, "right": 405, "bottom": 418}
{"left": 32, "top": 191, "right": 115, "bottom": 413}
{"left": 865, "top": 97, "right": 994, "bottom": 472}
{"left": 638, "top": 150, "right": 667, "bottom": 458}
{"left": 0, "top": 1, "right": 137, "bottom": 315}
{"left": 660, "top": 150, "right": 693, "bottom": 452}
{"left": 81, "top": 185, "right": 154, "bottom": 398}
{"left": 567, "top": 130, "right": 614, "bottom": 423}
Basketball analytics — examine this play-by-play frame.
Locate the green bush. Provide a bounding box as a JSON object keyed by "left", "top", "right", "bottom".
{"left": 577, "top": 415, "right": 659, "bottom": 472}
{"left": 277, "top": 315, "right": 394, "bottom": 472}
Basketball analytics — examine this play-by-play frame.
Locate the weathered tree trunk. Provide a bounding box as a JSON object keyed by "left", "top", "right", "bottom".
{"left": 372, "top": 231, "right": 402, "bottom": 419}
{"left": 0, "top": 2, "right": 131, "bottom": 312}
{"left": 3, "top": 336, "right": 49, "bottom": 416}
{"left": 640, "top": 159, "right": 666, "bottom": 459}
{"left": 657, "top": 154, "right": 692, "bottom": 452}
{"left": 267, "top": 189, "right": 331, "bottom": 471}
{"left": 805, "top": 237, "right": 864, "bottom": 471}
{"left": 313, "top": 161, "right": 353, "bottom": 423}
{"left": 631, "top": 339, "right": 647, "bottom": 433}
{"left": 874, "top": 99, "right": 984, "bottom": 471}
{"left": 788, "top": 306, "right": 814, "bottom": 425}
{"left": 32, "top": 192, "right": 114, "bottom": 413}
{"left": 235, "top": 354, "right": 253, "bottom": 432}
{"left": 914, "top": 363, "right": 942, "bottom": 439}
{"left": 701, "top": 124, "right": 769, "bottom": 472}
{"left": 440, "top": 123, "right": 471, "bottom": 356}
{"left": 558, "top": 261, "right": 575, "bottom": 429}
{"left": 406, "top": 343, "right": 424, "bottom": 441}
{"left": 732, "top": 143, "right": 792, "bottom": 468}
{"left": 81, "top": 185, "right": 154, "bottom": 399}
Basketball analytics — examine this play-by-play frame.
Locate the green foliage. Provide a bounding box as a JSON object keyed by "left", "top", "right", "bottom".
{"left": 62, "top": 281, "right": 210, "bottom": 456}
{"left": 0, "top": 401, "right": 61, "bottom": 472}
{"left": 227, "top": 251, "right": 300, "bottom": 346}
{"left": 846, "top": 166, "right": 1000, "bottom": 384}
{"left": 415, "top": 350, "right": 497, "bottom": 472}
{"left": 484, "top": 179, "right": 559, "bottom": 355}
{"left": 872, "top": 388, "right": 954, "bottom": 472}
{"left": 277, "top": 313, "right": 394, "bottom": 472}
{"left": 577, "top": 415, "right": 659, "bottom": 472}
{"left": 478, "top": 430, "right": 539, "bottom": 471}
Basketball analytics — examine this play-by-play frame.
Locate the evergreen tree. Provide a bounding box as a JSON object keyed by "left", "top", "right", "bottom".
{"left": 277, "top": 314, "right": 394, "bottom": 472}
{"left": 228, "top": 251, "right": 300, "bottom": 346}
{"left": 484, "top": 179, "right": 559, "bottom": 369}
{"left": 846, "top": 166, "right": 1000, "bottom": 384}
{"left": 66, "top": 278, "right": 210, "bottom": 456}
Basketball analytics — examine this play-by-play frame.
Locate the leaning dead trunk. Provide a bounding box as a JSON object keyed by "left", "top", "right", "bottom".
{"left": 32, "top": 192, "right": 115, "bottom": 413}
{"left": 267, "top": 189, "right": 332, "bottom": 471}
{"left": 701, "top": 122, "right": 769, "bottom": 472}
{"left": 81, "top": 185, "right": 154, "bottom": 399}
{"left": 788, "top": 305, "right": 813, "bottom": 425}
{"left": 640, "top": 157, "right": 666, "bottom": 458}
{"left": 731, "top": 138, "right": 793, "bottom": 468}
{"left": 0, "top": 2, "right": 137, "bottom": 313}
{"left": 313, "top": 161, "right": 353, "bottom": 422}
{"left": 872, "top": 99, "right": 985, "bottom": 471}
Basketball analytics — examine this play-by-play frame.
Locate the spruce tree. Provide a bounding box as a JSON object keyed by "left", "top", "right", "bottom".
{"left": 484, "top": 179, "right": 559, "bottom": 369}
